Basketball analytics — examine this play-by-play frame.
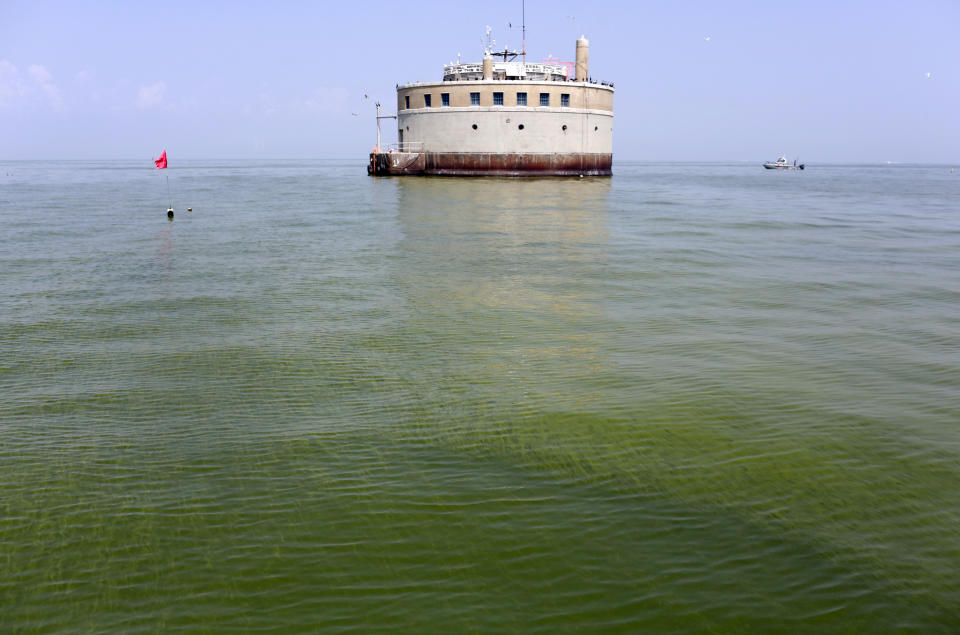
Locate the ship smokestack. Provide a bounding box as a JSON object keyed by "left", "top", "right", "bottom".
{"left": 482, "top": 53, "right": 493, "bottom": 80}
{"left": 575, "top": 36, "right": 589, "bottom": 81}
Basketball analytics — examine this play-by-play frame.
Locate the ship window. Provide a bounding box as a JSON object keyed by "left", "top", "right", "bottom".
{"left": 424, "top": 94, "right": 431, "bottom": 108}
{"left": 470, "top": 92, "right": 480, "bottom": 106}
{"left": 518, "top": 124, "right": 524, "bottom": 130}
{"left": 493, "top": 92, "right": 503, "bottom": 106}
{"left": 561, "top": 93, "right": 570, "bottom": 107}
{"left": 472, "top": 123, "right": 478, "bottom": 130}
{"left": 516, "top": 92, "right": 527, "bottom": 106}
{"left": 441, "top": 93, "right": 450, "bottom": 107}
{"left": 539, "top": 93, "right": 550, "bottom": 107}
{"left": 594, "top": 126, "right": 598, "bottom": 131}
{"left": 405, "top": 95, "right": 410, "bottom": 109}
{"left": 562, "top": 125, "right": 567, "bottom": 131}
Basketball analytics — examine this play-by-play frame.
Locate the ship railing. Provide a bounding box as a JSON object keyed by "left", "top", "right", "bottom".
{"left": 379, "top": 142, "right": 424, "bottom": 153}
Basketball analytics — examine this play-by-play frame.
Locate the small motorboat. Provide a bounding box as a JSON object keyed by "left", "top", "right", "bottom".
{"left": 763, "top": 156, "right": 804, "bottom": 170}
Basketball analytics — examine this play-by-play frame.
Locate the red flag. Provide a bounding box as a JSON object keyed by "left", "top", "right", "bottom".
{"left": 154, "top": 149, "right": 167, "bottom": 169}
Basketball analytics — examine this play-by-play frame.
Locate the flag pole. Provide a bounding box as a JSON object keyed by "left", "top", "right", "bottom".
{"left": 166, "top": 173, "right": 171, "bottom": 209}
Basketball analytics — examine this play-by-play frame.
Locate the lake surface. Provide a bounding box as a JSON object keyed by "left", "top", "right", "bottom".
{"left": 1, "top": 160, "right": 958, "bottom": 631}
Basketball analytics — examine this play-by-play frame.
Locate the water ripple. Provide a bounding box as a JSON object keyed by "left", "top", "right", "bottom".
{"left": 1, "top": 161, "right": 959, "bottom": 631}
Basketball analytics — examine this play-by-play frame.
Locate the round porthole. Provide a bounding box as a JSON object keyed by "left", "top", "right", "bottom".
{"left": 472, "top": 124, "right": 478, "bottom": 130}
{"left": 518, "top": 124, "right": 525, "bottom": 130}
{"left": 406, "top": 126, "right": 410, "bottom": 131}
{"left": 594, "top": 126, "right": 598, "bottom": 131}
{"left": 562, "top": 124, "right": 567, "bottom": 131}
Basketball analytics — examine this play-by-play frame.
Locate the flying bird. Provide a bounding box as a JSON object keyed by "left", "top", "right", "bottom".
{"left": 925, "top": 72, "right": 931, "bottom": 79}
{"left": 704, "top": 36, "right": 711, "bottom": 41}
{"left": 351, "top": 112, "right": 359, "bottom": 116}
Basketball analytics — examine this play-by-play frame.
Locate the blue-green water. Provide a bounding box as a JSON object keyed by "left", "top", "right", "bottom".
{"left": 1, "top": 160, "right": 958, "bottom": 631}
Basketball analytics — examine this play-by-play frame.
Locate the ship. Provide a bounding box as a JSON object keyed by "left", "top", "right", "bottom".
{"left": 763, "top": 156, "right": 805, "bottom": 170}
{"left": 368, "top": 33, "right": 614, "bottom": 177}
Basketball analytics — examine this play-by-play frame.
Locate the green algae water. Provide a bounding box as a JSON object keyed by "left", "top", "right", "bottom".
{"left": 1, "top": 160, "right": 959, "bottom": 631}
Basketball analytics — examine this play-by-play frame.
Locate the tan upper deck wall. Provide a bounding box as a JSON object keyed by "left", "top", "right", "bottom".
{"left": 397, "top": 81, "right": 614, "bottom": 113}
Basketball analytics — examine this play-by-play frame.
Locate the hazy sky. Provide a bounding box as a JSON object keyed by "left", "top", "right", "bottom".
{"left": 1, "top": 0, "right": 956, "bottom": 162}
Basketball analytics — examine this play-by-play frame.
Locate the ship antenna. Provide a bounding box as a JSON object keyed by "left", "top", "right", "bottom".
{"left": 522, "top": 0, "right": 526, "bottom": 63}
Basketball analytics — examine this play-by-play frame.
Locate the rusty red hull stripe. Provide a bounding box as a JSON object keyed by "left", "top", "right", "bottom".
{"left": 369, "top": 152, "right": 612, "bottom": 176}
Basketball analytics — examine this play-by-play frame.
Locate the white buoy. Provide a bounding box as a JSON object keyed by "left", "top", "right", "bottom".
{"left": 167, "top": 208, "right": 174, "bottom": 219}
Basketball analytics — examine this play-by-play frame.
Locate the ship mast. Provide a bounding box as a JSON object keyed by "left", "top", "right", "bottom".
{"left": 522, "top": 0, "right": 526, "bottom": 63}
